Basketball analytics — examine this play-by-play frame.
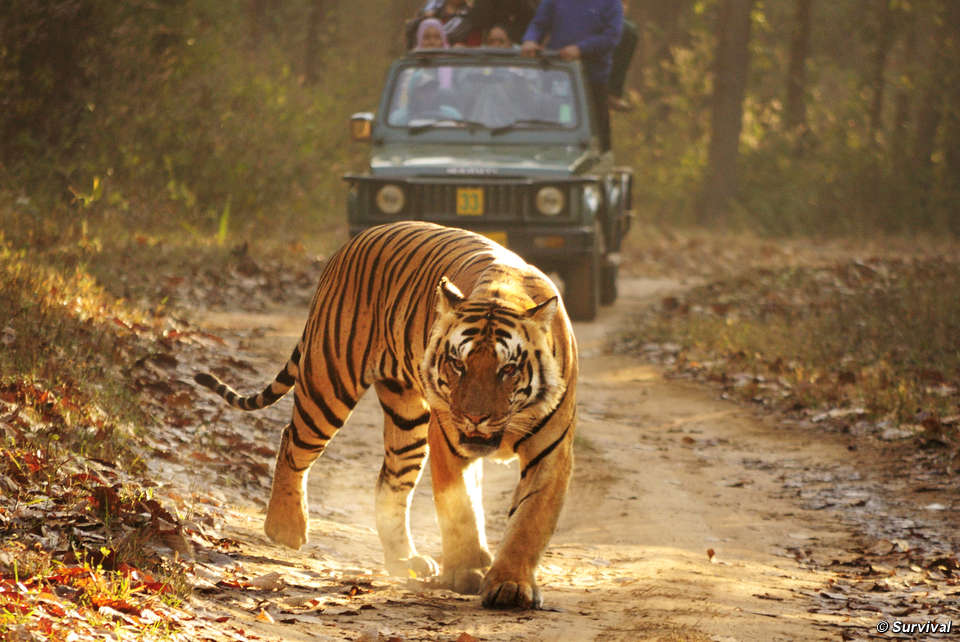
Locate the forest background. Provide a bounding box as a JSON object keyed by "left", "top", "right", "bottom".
{"left": 3, "top": 0, "right": 959, "bottom": 245}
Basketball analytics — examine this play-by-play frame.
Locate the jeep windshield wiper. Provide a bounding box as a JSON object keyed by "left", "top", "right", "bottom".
{"left": 490, "top": 119, "right": 567, "bottom": 135}
{"left": 408, "top": 118, "right": 490, "bottom": 135}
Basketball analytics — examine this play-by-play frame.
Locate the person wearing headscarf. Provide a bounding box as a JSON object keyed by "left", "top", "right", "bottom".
{"left": 416, "top": 17, "right": 450, "bottom": 49}
{"left": 403, "top": 17, "right": 458, "bottom": 123}
{"left": 406, "top": 0, "right": 477, "bottom": 49}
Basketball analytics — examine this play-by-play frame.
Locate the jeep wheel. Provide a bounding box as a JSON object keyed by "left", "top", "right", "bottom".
{"left": 564, "top": 252, "right": 599, "bottom": 322}
{"left": 600, "top": 262, "right": 618, "bottom": 306}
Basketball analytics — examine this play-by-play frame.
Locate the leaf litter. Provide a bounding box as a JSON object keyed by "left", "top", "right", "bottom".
{"left": 0, "top": 244, "right": 331, "bottom": 640}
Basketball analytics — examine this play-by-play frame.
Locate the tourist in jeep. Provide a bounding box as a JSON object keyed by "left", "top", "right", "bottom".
{"left": 521, "top": 0, "right": 622, "bottom": 151}
{"left": 406, "top": 0, "right": 477, "bottom": 49}
{"left": 415, "top": 18, "right": 449, "bottom": 50}
{"left": 484, "top": 24, "right": 514, "bottom": 48}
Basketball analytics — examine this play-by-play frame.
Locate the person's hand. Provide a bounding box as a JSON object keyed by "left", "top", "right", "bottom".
{"left": 521, "top": 40, "right": 541, "bottom": 57}
{"left": 558, "top": 44, "right": 581, "bottom": 60}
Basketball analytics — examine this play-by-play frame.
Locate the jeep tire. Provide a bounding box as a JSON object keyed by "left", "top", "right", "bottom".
{"left": 600, "top": 261, "right": 618, "bottom": 306}
{"left": 564, "top": 249, "right": 600, "bottom": 322}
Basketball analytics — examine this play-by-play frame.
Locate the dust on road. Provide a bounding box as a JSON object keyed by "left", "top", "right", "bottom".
{"left": 189, "top": 277, "right": 957, "bottom": 641}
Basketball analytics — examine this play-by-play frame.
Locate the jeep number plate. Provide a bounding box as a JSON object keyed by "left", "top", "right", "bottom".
{"left": 456, "top": 187, "right": 483, "bottom": 216}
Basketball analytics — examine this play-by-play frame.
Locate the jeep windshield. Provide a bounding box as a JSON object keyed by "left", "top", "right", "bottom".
{"left": 386, "top": 63, "right": 580, "bottom": 132}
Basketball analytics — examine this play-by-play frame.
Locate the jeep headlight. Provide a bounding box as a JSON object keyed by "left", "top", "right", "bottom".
{"left": 375, "top": 184, "right": 405, "bottom": 215}
{"left": 535, "top": 186, "right": 565, "bottom": 216}
{"left": 582, "top": 183, "right": 601, "bottom": 215}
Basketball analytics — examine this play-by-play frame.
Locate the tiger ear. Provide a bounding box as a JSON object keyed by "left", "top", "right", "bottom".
{"left": 526, "top": 296, "right": 558, "bottom": 325}
{"left": 436, "top": 277, "right": 465, "bottom": 314}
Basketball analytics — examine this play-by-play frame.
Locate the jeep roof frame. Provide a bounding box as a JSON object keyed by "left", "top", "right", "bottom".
{"left": 406, "top": 47, "right": 570, "bottom": 65}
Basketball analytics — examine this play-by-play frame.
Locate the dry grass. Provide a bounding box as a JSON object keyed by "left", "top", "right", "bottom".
{"left": 621, "top": 246, "right": 960, "bottom": 451}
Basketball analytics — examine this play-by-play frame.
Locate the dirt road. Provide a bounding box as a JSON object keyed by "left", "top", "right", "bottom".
{"left": 189, "top": 277, "right": 959, "bottom": 641}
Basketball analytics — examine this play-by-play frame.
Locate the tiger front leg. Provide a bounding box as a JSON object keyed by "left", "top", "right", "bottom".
{"left": 481, "top": 425, "right": 573, "bottom": 610}
{"left": 375, "top": 462, "right": 438, "bottom": 578}
{"left": 264, "top": 425, "right": 311, "bottom": 549}
{"left": 374, "top": 382, "right": 438, "bottom": 579}
{"left": 264, "top": 385, "right": 352, "bottom": 549}
{"left": 428, "top": 418, "right": 493, "bottom": 595}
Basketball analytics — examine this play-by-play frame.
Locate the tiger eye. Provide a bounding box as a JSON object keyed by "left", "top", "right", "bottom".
{"left": 448, "top": 358, "right": 465, "bottom": 375}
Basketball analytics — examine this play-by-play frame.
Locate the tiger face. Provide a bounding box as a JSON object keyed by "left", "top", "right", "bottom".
{"left": 422, "top": 277, "right": 565, "bottom": 457}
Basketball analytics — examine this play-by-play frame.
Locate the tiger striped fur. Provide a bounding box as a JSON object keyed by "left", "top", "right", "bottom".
{"left": 195, "top": 221, "right": 578, "bottom": 609}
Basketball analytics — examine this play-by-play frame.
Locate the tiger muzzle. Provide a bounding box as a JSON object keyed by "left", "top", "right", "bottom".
{"left": 458, "top": 427, "right": 503, "bottom": 455}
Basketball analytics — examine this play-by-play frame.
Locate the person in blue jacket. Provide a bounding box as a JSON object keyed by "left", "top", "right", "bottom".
{"left": 520, "top": 0, "right": 623, "bottom": 151}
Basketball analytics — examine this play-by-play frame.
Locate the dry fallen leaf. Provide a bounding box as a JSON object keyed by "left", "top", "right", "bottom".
{"left": 248, "top": 572, "right": 285, "bottom": 591}
{"left": 866, "top": 539, "right": 895, "bottom": 556}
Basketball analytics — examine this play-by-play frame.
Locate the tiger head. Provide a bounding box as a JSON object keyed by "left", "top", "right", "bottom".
{"left": 421, "top": 277, "right": 566, "bottom": 456}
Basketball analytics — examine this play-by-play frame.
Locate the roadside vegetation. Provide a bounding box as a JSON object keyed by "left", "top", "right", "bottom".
{"left": 0, "top": 229, "right": 188, "bottom": 638}
{"left": 618, "top": 233, "right": 960, "bottom": 459}
{"left": 0, "top": 209, "right": 309, "bottom": 638}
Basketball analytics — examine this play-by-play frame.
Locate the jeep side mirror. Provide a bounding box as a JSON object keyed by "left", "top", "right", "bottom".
{"left": 350, "top": 112, "right": 374, "bottom": 142}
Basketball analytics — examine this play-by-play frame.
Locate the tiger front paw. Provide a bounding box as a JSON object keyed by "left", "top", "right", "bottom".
{"left": 385, "top": 554, "right": 439, "bottom": 579}
{"left": 264, "top": 495, "right": 308, "bottom": 549}
{"left": 440, "top": 547, "right": 493, "bottom": 594}
{"left": 442, "top": 566, "right": 488, "bottom": 595}
{"left": 480, "top": 568, "right": 542, "bottom": 609}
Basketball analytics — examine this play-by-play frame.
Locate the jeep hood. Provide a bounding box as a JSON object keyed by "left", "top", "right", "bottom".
{"left": 370, "top": 143, "right": 596, "bottom": 177}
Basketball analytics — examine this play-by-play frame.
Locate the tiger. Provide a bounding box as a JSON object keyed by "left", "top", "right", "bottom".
{"left": 195, "top": 221, "right": 578, "bottom": 609}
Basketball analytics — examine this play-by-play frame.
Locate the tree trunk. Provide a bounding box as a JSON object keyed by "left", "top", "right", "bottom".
{"left": 784, "top": 0, "right": 813, "bottom": 134}
{"left": 698, "top": 0, "right": 754, "bottom": 224}
{"left": 913, "top": 5, "right": 947, "bottom": 170}
{"left": 250, "top": 0, "right": 267, "bottom": 47}
{"left": 891, "top": 6, "right": 916, "bottom": 169}
{"left": 940, "top": 2, "right": 960, "bottom": 192}
{"left": 304, "top": 0, "right": 325, "bottom": 85}
{"left": 868, "top": 0, "right": 894, "bottom": 140}
{"left": 627, "top": 2, "right": 647, "bottom": 97}
{"left": 390, "top": 0, "right": 422, "bottom": 57}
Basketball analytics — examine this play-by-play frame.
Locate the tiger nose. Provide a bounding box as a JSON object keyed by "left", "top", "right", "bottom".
{"left": 464, "top": 412, "right": 490, "bottom": 425}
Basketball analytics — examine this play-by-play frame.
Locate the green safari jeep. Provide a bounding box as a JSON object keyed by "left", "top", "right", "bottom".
{"left": 344, "top": 48, "right": 632, "bottom": 321}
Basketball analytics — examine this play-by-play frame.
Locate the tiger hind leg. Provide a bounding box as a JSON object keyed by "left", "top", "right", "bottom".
{"left": 265, "top": 384, "right": 360, "bottom": 549}
{"left": 373, "top": 380, "right": 439, "bottom": 578}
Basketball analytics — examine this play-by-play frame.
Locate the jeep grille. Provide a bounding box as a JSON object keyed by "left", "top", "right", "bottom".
{"left": 413, "top": 183, "right": 527, "bottom": 220}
